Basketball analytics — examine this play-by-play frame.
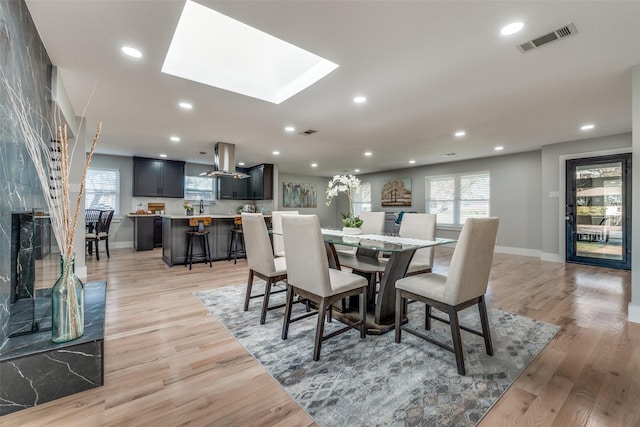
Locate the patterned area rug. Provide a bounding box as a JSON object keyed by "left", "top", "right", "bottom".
{"left": 195, "top": 283, "right": 559, "bottom": 426}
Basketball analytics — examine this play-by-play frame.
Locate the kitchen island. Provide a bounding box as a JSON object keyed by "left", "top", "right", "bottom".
{"left": 161, "top": 214, "right": 236, "bottom": 267}
{"left": 127, "top": 213, "right": 158, "bottom": 251}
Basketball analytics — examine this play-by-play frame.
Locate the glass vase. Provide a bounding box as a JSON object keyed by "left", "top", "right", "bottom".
{"left": 51, "top": 254, "right": 84, "bottom": 343}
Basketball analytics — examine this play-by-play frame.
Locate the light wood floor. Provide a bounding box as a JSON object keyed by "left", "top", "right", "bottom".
{"left": 4, "top": 247, "right": 640, "bottom": 426}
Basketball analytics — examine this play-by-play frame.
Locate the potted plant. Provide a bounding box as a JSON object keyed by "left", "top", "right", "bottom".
{"left": 326, "top": 174, "right": 363, "bottom": 233}
{"left": 183, "top": 200, "right": 194, "bottom": 215}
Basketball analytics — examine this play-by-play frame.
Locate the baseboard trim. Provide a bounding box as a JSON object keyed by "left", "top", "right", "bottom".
{"left": 629, "top": 303, "right": 640, "bottom": 324}
{"left": 494, "top": 246, "right": 541, "bottom": 258}
{"left": 540, "top": 252, "right": 564, "bottom": 263}
{"left": 111, "top": 241, "right": 134, "bottom": 249}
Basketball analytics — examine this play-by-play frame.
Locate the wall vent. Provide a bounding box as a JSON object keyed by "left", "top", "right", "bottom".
{"left": 516, "top": 22, "right": 578, "bottom": 53}
{"left": 299, "top": 129, "right": 318, "bottom": 135}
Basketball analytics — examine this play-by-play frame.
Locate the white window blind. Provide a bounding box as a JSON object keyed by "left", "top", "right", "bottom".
{"left": 353, "top": 182, "right": 371, "bottom": 217}
{"left": 185, "top": 176, "right": 215, "bottom": 202}
{"left": 85, "top": 168, "right": 120, "bottom": 215}
{"left": 426, "top": 171, "right": 490, "bottom": 225}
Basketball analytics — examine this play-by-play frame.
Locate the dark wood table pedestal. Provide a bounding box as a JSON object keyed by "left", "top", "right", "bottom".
{"left": 326, "top": 242, "right": 416, "bottom": 335}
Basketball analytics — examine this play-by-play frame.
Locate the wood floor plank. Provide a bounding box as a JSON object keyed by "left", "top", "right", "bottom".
{"left": 3, "top": 247, "right": 638, "bottom": 426}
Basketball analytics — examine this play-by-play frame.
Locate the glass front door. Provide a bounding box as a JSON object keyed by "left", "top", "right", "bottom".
{"left": 565, "top": 154, "right": 631, "bottom": 269}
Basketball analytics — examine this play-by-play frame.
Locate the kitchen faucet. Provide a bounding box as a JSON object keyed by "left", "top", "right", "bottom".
{"left": 199, "top": 199, "right": 204, "bottom": 214}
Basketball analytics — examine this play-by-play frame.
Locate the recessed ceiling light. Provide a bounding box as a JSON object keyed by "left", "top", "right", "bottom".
{"left": 170, "top": 136, "right": 180, "bottom": 142}
{"left": 364, "top": 151, "right": 372, "bottom": 156}
{"left": 121, "top": 46, "right": 142, "bottom": 58}
{"left": 238, "top": 162, "right": 245, "bottom": 166}
{"left": 311, "top": 163, "right": 317, "bottom": 167}
{"left": 162, "top": 0, "right": 339, "bottom": 104}
{"left": 354, "top": 169, "right": 361, "bottom": 173}
{"left": 285, "top": 126, "right": 295, "bottom": 132}
{"left": 353, "top": 96, "right": 367, "bottom": 103}
{"left": 494, "top": 146, "right": 504, "bottom": 151}
{"left": 179, "top": 102, "right": 193, "bottom": 110}
{"left": 580, "top": 124, "right": 595, "bottom": 131}
{"left": 500, "top": 22, "right": 524, "bottom": 36}
{"left": 159, "top": 154, "right": 168, "bottom": 158}
{"left": 272, "top": 151, "right": 280, "bottom": 155}
{"left": 454, "top": 130, "right": 466, "bottom": 137}
{"left": 409, "top": 160, "right": 416, "bottom": 164}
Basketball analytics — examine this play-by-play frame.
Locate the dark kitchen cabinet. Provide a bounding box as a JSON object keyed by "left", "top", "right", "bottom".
{"left": 248, "top": 163, "right": 273, "bottom": 200}
{"left": 133, "top": 157, "right": 185, "bottom": 198}
{"left": 217, "top": 170, "right": 249, "bottom": 200}
{"left": 216, "top": 164, "right": 273, "bottom": 200}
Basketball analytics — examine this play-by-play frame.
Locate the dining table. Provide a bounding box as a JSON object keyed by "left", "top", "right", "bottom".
{"left": 321, "top": 229, "right": 455, "bottom": 334}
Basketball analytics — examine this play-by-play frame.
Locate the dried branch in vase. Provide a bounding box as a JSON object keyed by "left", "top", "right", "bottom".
{"left": 2, "top": 76, "right": 102, "bottom": 259}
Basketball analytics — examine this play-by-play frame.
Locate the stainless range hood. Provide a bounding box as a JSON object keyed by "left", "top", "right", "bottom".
{"left": 205, "top": 142, "right": 249, "bottom": 178}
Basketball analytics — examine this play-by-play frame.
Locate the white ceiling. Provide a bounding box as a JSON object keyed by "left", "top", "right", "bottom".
{"left": 25, "top": 0, "right": 640, "bottom": 177}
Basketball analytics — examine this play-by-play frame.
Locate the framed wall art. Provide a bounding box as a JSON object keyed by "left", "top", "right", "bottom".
{"left": 283, "top": 182, "right": 317, "bottom": 208}
{"left": 381, "top": 178, "right": 412, "bottom": 207}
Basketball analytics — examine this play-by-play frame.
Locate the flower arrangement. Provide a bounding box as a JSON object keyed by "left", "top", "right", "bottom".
{"left": 326, "top": 174, "right": 363, "bottom": 228}
{"left": 183, "top": 200, "right": 194, "bottom": 211}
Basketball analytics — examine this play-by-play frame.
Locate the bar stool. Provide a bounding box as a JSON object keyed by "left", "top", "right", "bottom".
{"left": 228, "top": 216, "right": 245, "bottom": 264}
{"left": 186, "top": 217, "right": 212, "bottom": 270}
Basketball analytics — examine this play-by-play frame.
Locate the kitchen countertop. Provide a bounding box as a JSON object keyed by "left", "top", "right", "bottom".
{"left": 127, "top": 213, "right": 272, "bottom": 219}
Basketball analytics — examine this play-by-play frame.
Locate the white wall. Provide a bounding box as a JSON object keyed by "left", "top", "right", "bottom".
{"left": 630, "top": 64, "right": 640, "bottom": 323}
{"left": 356, "top": 151, "right": 543, "bottom": 254}
{"left": 277, "top": 173, "right": 339, "bottom": 228}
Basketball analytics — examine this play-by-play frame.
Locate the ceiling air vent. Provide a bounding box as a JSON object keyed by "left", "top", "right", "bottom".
{"left": 516, "top": 22, "right": 578, "bottom": 53}
{"left": 299, "top": 129, "right": 318, "bottom": 135}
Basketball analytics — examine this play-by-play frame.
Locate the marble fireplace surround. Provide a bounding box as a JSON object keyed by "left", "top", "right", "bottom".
{"left": 0, "top": 281, "right": 107, "bottom": 416}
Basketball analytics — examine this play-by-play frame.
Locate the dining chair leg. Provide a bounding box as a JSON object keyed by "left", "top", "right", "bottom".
{"left": 313, "top": 297, "right": 328, "bottom": 361}
{"left": 359, "top": 290, "right": 366, "bottom": 338}
{"left": 425, "top": 304, "right": 432, "bottom": 330}
{"left": 448, "top": 307, "right": 465, "bottom": 375}
{"left": 478, "top": 296, "right": 494, "bottom": 356}
{"left": 260, "top": 278, "right": 274, "bottom": 324}
{"left": 281, "top": 284, "right": 295, "bottom": 340}
{"left": 244, "top": 270, "right": 254, "bottom": 311}
{"left": 95, "top": 241, "right": 100, "bottom": 261}
{"left": 394, "top": 289, "right": 403, "bottom": 343}
{"left": 326, "top": 305, "right": 332, "bottom": 323}
{"left": 105, "top": 238, "right": 110, "bottom": 258}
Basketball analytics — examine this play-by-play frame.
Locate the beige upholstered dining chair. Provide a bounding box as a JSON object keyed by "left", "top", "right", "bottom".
{"left": 360, "top": 211, "right": 386, "bottom": 234}
{"left": 241, "top": 213, "right": 288, "bottom": 324}
{"left": 271, "top": 210, "right": 298, "bottom": 257}
{"left": 397, "top": 213, "right": 437, "bottom": 275}
{"left": 337, "top": 211, "right": 386, "bottom": 256}
{"left": 394, "top": 217, "right": 499, "bottom": 375}
{"left": 281, "top": 214, "right": 368, "bottom": 361}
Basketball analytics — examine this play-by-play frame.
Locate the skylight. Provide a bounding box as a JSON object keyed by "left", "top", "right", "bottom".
{"left": 162, "top": 1, "right": 339, "bottom": 104}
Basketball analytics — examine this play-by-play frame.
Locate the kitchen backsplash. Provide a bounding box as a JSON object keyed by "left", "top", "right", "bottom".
{"left": 131, "top": 198, "right": 274, "bottom": 215}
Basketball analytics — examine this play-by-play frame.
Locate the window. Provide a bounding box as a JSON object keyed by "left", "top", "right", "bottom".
{"left": 426, "top": 171, "right": 490, "bottom": 225}
{"left": 185, "top": 176, "right": 215, "bottom": 202}
{"left": 85, "top": 168, "right": 120, "bottom": 215}
{"left": 353, "top": 182, "right": 371, "bottom": 217}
